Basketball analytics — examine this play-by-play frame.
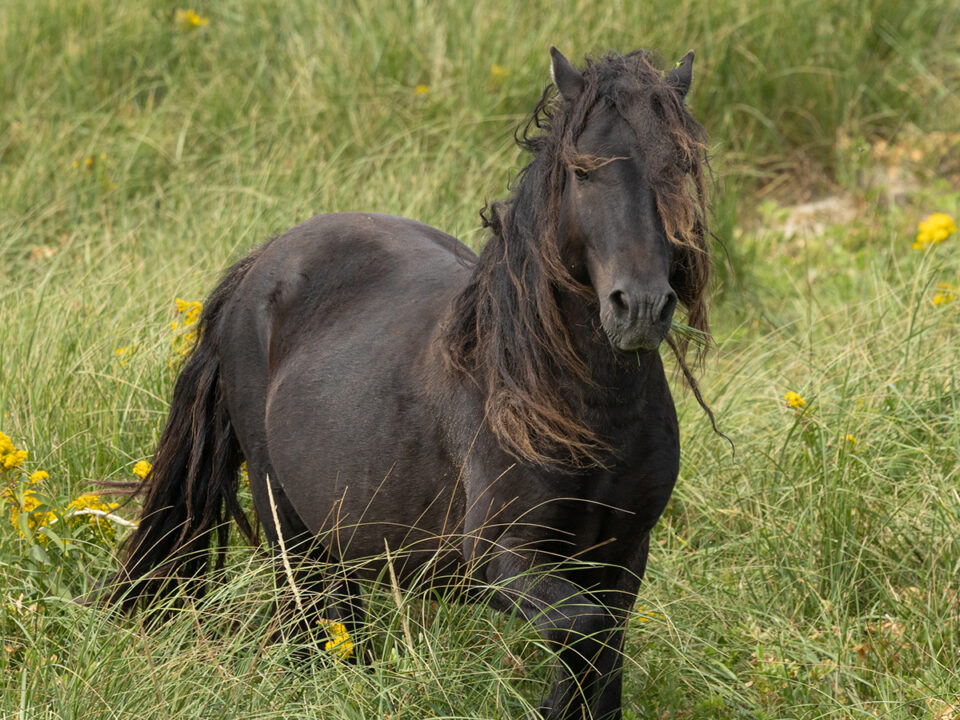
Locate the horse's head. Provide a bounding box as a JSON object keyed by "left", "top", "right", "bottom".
{"left": 552, "top": 47, "right": 704, "bottom": 353}
{"left": 445, "top": 47, "right": 711, "bottom": 466}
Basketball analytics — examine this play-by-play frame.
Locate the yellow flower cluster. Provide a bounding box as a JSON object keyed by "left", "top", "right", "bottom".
{"left": 634, "top": 605, "right": 666, "bottom": 624}
{"left": 174, "top": 9, "right": 209, "bottom": 31}
{"left": 1, "top": 432, "right": 28, "bottom": 469}
{"left": 2, "top": 433, "right": 50, "bottom": 540}
{"left": 320, "top": 619, "right": 355, "bottom": 659}
{"left": 65, "top": 493, "right": 123, "bottom": 541}
{"left": 913, "top": 213, "right": 956, "bottom": 250}
{"left": 2, "top": 432, "right": 55, "bottom": 538}
{"left": 784, "top": 391, "right": 806, "bottom": 409}
{"left": 2, "top": 430, "right": 125, "bottom": 544}
{"left": 132, "top": 460, "right": 152, "bottom": 479}
{"left": 7, "top": 487, "right": 56, "bottom": 538}
{"left": 414, "top": 84, "right": 430, "bottom": 96}
{"left": 6, "top": 486, "right": 122, "bottom": 543}
{"left": 114, "top": 346, "right": 135, "bottom": 367}
{"left": 932, "top": 282, "right": 958, "bottom": 307}
{"left": 173, "top": 297, "right": 202, "bottom": 327}
{"left": 171, "top": 298, "right": 203, "bottom": 358}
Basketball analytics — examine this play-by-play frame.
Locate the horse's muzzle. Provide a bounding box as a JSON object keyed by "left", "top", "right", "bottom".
{"left": 602, "top": 287, "right": 677, "bottom": 351}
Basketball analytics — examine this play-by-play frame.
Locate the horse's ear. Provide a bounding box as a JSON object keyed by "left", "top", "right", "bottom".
{"left": 550, "top": 46, "right": 585, "bottom": 102}
{"left": 666, "top": 50, "right": 695, "bottom": 100}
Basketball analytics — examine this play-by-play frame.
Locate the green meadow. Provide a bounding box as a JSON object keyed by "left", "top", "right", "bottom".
{"left": 2, "top": 0, "right": 959, "bottom": 717}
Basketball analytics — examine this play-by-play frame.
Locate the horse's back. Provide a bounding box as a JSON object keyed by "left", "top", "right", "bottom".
{"left": 219, "top": 213, "right": 473, "bottom": 571}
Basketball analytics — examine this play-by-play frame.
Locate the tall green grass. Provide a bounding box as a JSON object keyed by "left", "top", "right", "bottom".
{"left": 2, "top": 0, "right": 959, "bottom": 717}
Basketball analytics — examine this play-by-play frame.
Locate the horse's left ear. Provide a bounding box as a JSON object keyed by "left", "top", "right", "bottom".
{"left": 666, "top": 50, "right": 695, "bottom": 100}
{"left": 550, "top": 46, "right": 585, "bottom": 102}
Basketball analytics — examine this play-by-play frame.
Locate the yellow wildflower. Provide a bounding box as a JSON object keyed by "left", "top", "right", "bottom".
{"left": 6, "top": 487, "right": 49, "bottom": 537}
{"left": 414, "top": 84, "right": 430, "bottom": 96}
{"left": 489, "top": 63, "right": 508, "bottom": 89}
{"left": 175, "top": 298, "right": 202, "bottom": 325}
{"left": 0, "top": 432, "right": 28, "bottom": 469}
{"left": 68, "top": 494, "right": 108, "bottom": 511}
{"left": 68, "top": 494, "right": 95, "bottom": 511}
{"left": 913, "top": 213, "right": 956, "bottom": 250}
{"left": 67, "top": 494, "right": 122, "bottom": 539}
{"left": 845, "top": 434, "right": 856, "bottom": 446}
{"left": 171, "top": 299, "right": 203, "bottom": 357}
{"left": 2, "top": 449, "right": 28, "bottom": 469}
{"left": 784, "top": 391, "right": 806, "bottom": 409}
{"left": 38, "top": 511, "right": 60, "bottom": 538}
{"left": 633, "top": 605, "right": 665, "bottom": 624}
{"left": 13, "top": 489, "right": 41, "bottom": 514}
{"left": 28, "top": 470, "right": 49, "bottom": 483}
{"left": 932, "top": 282, "right": 957, "bottom": 307}
{"left": 132, "top": 460, "right": 152, "bottom": 479}
{"left": 67, "top": 493, "right": 120, "bottom": 512}
{"left": 321, "top": 620, "right": 355, "bottom": 659}
{"left": 115, "top": 346, "right": 132, "bottom": 366}
{"left": 174, "top": 9, "right": 209, "bottom": 31}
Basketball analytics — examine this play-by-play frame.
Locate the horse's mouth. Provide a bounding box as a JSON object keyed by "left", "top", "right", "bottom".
{"left": 604, "top": 324, "right": 668, "bottom": 353}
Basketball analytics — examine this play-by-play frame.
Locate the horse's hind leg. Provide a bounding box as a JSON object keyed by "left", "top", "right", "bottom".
{"left": 281, "top": 545, "right": 366, "bottom": 662}
{"left": 277, "top": 545, "right": 365, "bottom": 662}
{"left": 249, "top": 466, "right": 364, "bottom": 659}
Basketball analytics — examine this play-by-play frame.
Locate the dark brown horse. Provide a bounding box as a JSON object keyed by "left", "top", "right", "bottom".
{"left": 111, "top": 47, "right": 713, "bottom": 720}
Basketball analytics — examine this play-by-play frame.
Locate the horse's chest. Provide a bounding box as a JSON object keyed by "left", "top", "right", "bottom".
{"left": 574, "top": 468, "right": 674, "bottom": 547}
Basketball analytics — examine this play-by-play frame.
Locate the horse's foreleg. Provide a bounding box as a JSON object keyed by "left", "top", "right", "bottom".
{"left": 481, "top": 550, "right": 626, "bottom": 720}
{"left": 538, "top": 624, "right": 625, "bottom": 720}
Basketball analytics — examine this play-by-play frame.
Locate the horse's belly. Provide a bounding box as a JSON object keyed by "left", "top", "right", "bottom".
{"left": 264, "top": 340, "right": 465, "bottom": 574}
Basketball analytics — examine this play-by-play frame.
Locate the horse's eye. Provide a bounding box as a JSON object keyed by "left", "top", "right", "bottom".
{"left": 574, "top": 168, "right": 589, "bottom": 181}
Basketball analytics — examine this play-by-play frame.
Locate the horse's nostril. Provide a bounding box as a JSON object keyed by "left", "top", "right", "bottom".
{"left": 657, "top": 292, "right": 678, "bottom": 324}
{"left": 610, "top": 290, "right": 629, "bottom": 315}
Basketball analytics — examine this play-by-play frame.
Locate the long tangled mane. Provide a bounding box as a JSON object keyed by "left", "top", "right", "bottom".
{"left": 443, "top": 50, "right": 712, "bottom": 468}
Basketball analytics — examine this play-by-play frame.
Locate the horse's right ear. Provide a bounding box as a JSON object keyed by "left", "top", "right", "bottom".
{"left": 550, "top": 46, "right": 585, "bottom": 102}
{"left": 666, "top": 50, "right": 695, "bottom": 100}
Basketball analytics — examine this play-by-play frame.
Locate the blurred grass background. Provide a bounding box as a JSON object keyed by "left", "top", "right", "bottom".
{"left": 1, "top": 1, "right": 959, "bottom": 717}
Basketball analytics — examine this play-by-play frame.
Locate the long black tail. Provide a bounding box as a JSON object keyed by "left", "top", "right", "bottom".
{"left": 107, "top": 249, "right": 265, "bottom": 609}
